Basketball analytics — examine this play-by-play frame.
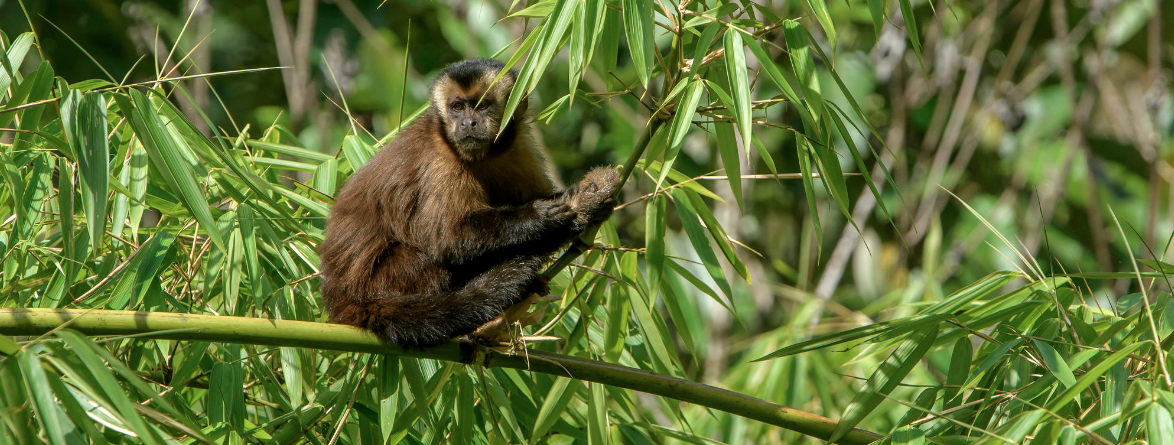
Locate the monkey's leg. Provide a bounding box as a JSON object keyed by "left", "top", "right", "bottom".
{"left": 380, "top": 255, "right": 547, "bottom": 347}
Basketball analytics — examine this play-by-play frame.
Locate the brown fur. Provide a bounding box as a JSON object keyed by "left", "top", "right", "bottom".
{"left": 319, "top": 59, "right": 617, "bottom": 346}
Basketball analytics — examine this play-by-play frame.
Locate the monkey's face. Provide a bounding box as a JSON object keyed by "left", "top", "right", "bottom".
{"left": 431, "top": 60, "right": 521, "bottom": 162}
{"left": 441, "top": 92, "right": 503, "bottom": 159}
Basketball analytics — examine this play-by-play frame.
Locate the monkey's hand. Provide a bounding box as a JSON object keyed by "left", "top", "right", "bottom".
{"left": 568, "top": 167, "right": 620, "bottom": 232}
{"left": 533, "top": 198, "right": 577, "bottom": 229}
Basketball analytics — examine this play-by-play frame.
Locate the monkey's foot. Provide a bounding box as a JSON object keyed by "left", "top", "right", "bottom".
{"left": 469, "top": 293, "right": 559, "bottom": 350}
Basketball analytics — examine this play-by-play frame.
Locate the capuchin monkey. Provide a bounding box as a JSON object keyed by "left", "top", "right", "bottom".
{"left": 320, "top": 58, "right": 619, "bottom": 347}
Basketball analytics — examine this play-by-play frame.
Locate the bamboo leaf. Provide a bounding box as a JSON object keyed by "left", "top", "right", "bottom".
{"left": 62, "top": 91, "right": 110, "bottom": 256}
{"left": 117, "top": 90, "right": 225, "bottom": 251}
{"left": 796, "top": 138, "right": 822, "bottom": 242}
{"left": 1045, "top": 342, "right": 1145, "bottom": 412}
{"left": 683, "top": 189, "right": 749, "bottom": 282}
{"left": 713, "top": 120, "right": 742, "bottom": 208}
{"left": 668, "top": 77, "right": 705, "bottom": 150}
{"left": 802, "top": 0, "right": 837, "bottom": 49}
{"left": 107, "top": 233, "right": 177, "bottom": 310}
{"left": 723, "top": 29, "right": 753, "bottom": 155}
{"left": 621, "top": 0, "right": 655, "bottom": 87}
{"left": 897, "top": 0, "right": 924, "bottom": 68}
{"left": 341, "top": 135, "right": 374, "bottom": 171}
{"left": 246, "top": 140, "right": 334, "bottom": 162}
{"left": 830, "top": 324, "right": 939, "bottom": 443}
{"left": 1148, "top": 403, "right": 1174, "bottom": 445}
{"left": 55, "top": 332, "right": 162, "bottom": 444}
{"left": 669, "top": 188, "right": 734, "bottom": 301}
{"left": 1031, "top": 340, "right": 1076, "bottom": 388}
{"left": 867, "top": 0, "right": 885, "bottom": 39}
{"left": 756, "top": 313, "right": 951, "bottom": 361}
{"left": 0, "top": 32, "right": 34, "bottom": 96}
{"left": 783, "top": 21, "right": 824, "bottom": 121}
{"left": 18, "top": 351, "right": 73, "bottom": 445}
{"left": 646, "top": 195, "right": 667, "bottom": 296}
{"left": 531, "top": 378, "right": 583, "bottom": 442}
{"left": 587, "top": 383, "right": 607, "bottom": 445}
{"left": 500, "top": 0, "right": 575, "bottom": 132}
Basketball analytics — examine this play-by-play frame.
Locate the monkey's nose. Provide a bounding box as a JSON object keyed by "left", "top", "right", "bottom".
{"left": 462, "top": 120, "right": 477, "bottom": 128}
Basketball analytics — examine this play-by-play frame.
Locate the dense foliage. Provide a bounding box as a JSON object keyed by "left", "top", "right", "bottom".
{"left": 1, "top": 0, "right": 1173, "bottom": 444}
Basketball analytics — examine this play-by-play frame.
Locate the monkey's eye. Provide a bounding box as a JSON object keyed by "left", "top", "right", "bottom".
{"left": 475, "top": 100, "right": 492, "bottom": 111}
{"left": 451, "top": 102, "right": 465, "bottom": 111}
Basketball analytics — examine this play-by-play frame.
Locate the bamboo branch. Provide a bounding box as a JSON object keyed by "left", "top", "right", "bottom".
{"left": 0, "top": 308, "right": 881, "bottom": 445}
{"left": 541, "top": 118, "right": 665, "bottom": 280}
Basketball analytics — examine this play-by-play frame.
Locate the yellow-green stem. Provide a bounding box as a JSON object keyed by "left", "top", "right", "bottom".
{"left": 0, "top": 308, "right": 881, "bottom": 445}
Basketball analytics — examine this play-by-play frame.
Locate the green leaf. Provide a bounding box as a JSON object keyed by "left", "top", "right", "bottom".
{"left": 0, "top": 334, "right": 18, "bottom": 356}
{"left": 667, "top": 77, "right": 705, "bottom": 150}
{"left": 1045, "top": 342, "right": 1145, "bottom": 412}
{"left": 62, "top": 91, "right": 110, "bottom": 256}
{"left": 669, "top": 188, "right": 733, "bottom": 301}
{"left": 1031, "top": 340, "right": 1076, "bottom": 388}
{"left": 783, "top": 20, "right": 824, "bottom": 122}
{"left": 690, "top": 24, "right": 721, "bottom": 76}
{"left": 942, "top": 337, "right": 972, "bottom": 408}
{"left": 531, "top": 378, "right": 583, "bottom": 441}
{"left": 584, "top": 383, "right": 607, "bottom": 444}
{"left": 118, "top": 90, "right": 225, "bottom": 251}
{"left": 756, "top": 313, "right": 951, "bottom": 361}
{"left": 1149, "top": 403, "right": 1174, "bottom": 445}
{"left": 508, "top": 0, "right": 555, "bottom": 18}
{"left": 500, "top": 0, "right": 576, "bottom": 132}
{"left": 830, "top": 323, "right": 939, "bottom": 443}
{"left": 209, "top": 362, "right": 246, "bottom": 431}
{"left": 713, "top": 120, "right": 742, "bottom": 208}
{"left": 621, "top": 0, "right": 655, "bottom": 87}
{"left": 341, "top": 135, "right": 374, "bottom": 171}
{"left": 867, "top": 0, "right": 885, "bottom": 39}
{"left": 802, "top": 0, "right": 837, "bottom": 49}
{"left": 246, "top": 140, "right": 334, "bottom": 162}
{"left": 18, "top": 351, "right": 72, "bottom": 445}
{"left": 106, "top": 233, "right": 177, "bottom": 310}
{"left": 0, "top": 32, "right": 34, "bottom": 95}
{"left": 723, "top": 29, "right": 753, "bottom": 155}
{"left": 745, "top": 39, "right": 816, "bottom": 130}
{"left": 645, "top": 195, "right": 667, "bottom": 296}
{"left": 897, "top": 0, "right": 924, "bottom": 68}
{"left": 683, "top": 189, "right": 749, "bottom": 282}
{"left": 796, "top": 138, "right": 822, "bottom": 243}
{"left": 892, "top": 426, "right": 926, "bottom": 445}
{"left": 55, "top": 331, "right": 162, "bottom": 444}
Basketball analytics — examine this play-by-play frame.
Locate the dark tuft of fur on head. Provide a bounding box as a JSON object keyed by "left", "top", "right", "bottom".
{"left": 439, "top": 58, "right": 515, "bottom": 89}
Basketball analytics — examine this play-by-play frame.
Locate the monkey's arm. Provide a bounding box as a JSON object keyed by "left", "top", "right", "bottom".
{"left": 443, "top": 195, "right": 578, "bottom": 265}
{"left": 440, "top": 167, "right": 619, "bottom": 265}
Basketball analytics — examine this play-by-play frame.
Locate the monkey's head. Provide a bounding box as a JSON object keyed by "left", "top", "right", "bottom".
{"left": 431, "top": 59, "right": 525, "bottom": 161}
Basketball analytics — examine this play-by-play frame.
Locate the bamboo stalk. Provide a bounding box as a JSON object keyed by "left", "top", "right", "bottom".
{"left": 0, "top": 308, "right": 881, "bottom": 445}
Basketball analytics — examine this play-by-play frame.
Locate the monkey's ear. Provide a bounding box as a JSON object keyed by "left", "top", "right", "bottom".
{"left": 513, "top": 94, "right": 529, "bottom": 119}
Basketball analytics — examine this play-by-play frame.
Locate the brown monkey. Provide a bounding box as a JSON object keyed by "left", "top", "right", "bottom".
{"left": 320, "top": 58, "right": 618, "bottom": 347}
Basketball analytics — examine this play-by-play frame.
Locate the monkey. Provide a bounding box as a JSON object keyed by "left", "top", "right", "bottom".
{"left": 319, "top": 58, "right": 619, "bottom": 348}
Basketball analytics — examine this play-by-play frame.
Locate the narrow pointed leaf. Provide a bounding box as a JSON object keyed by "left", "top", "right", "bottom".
{"left": 723, "top": 29, "right": 753, "bottom": 154}
{"left": 118, "top": 90, "right": 225, "bottom": 251}
{"left": 645, "top": 195, "right": 667, "bottom": 296}
{"left": 62, "top": 91, "right": 110, "bottom": 256}
{"left": 621, "top": 0, "right": 655, "bottom": 87}
{"left": 830, "top": 324, "right": 939, "bottom": 443}
{"left": 1032, "top": 340, "right": 1076, "bottom": 388}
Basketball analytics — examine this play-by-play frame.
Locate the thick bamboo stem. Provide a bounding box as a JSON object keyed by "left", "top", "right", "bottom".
{"left": 0, "top": 308, "right": 881, "bottom": 445}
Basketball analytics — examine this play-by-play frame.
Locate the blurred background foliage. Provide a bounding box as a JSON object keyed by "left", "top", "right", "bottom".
{"left": 2, "top": 0, "right": 1174, "bottom": 443}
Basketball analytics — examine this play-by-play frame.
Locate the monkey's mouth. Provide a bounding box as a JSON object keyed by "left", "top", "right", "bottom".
{"left": 452, "top": 135, "right": 493, "bottom": 159}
